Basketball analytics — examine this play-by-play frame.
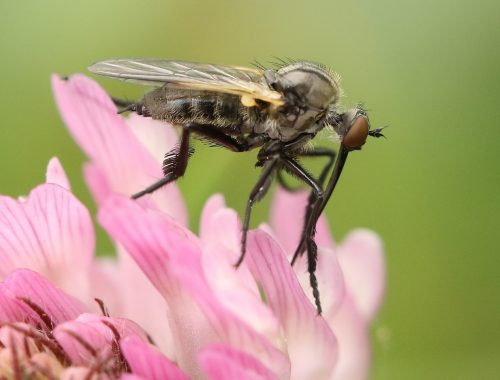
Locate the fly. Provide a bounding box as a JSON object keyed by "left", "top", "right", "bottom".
{"left": 88, "top": 58, "right": 385, "bottom": 314}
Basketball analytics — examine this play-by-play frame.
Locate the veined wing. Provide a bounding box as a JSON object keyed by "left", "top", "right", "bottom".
{"left": 88, "top": 59, "right": 284, "bottom": 105}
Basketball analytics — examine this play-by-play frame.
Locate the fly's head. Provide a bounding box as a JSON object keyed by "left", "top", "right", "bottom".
{"left": 326, "top": 106, "right": 372, "bottom": 151}
{"left": 264, "top": 62, "right": 340, "bottom": 136}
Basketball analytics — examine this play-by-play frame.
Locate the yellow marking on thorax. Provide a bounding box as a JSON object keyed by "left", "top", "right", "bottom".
{"left": 241, "top": 95, "right": 257, "bottom": 107}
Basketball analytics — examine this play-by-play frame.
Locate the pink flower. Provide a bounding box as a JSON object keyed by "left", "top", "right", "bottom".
{"left": 0, "top": 73, "right": 385, "bottom": 379}
{"left": 0, "top": 268, "right": 150, "bottom": 379}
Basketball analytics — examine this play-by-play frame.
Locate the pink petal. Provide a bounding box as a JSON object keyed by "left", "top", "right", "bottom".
{"left": 199, "top": 344, "right": 278, "bottom": 380}
{"left": 86, "top": 259, "right": 123, "bottom": 317}
{"left": 337, "top": 229, "right": 385, "bottom": 321}
{"left": 126, "top": 114, "right": 179, "bottom": 166}
{"left": 0, "top": 285, "right": 33, "bottom": 323}
{"left": 120, "top": 375, "right": 147, "bottom": 380}
{"left": 2, "top": 269, "right": 87, "bottom": 324}
{"left": 0, "top": 323, "right": 39, "bottom": 358}
{"left": 52, "top": 74, "right": 187, "bottom": 225}
{"left": 0, "top": 324, "right": 54, "bottom": 374}
{"left": 202, "top": 243, "right": 280, "bottom": 341}
{"left": 0, "top": 183, "right": 94, "bottom": 297}
{"left": 199, "top": 195, "right": 281, "bottom": 339}
{"left": 121, "top": 335, "right": 188, "bottom": 380}
{"left": 328, "top": 297, "right": 370, "bottom": 380}
{"left": 289, "top": 247, "right": 346, "bottom": 318}
{"left": 246, "top": 230, "right": 337, "bottom": 380}
{"left": 199, "top": 194, "right": 226, "bottom": 242}
{"left": 46, "top": 157, "right": 71, "bottom": 191}
{"left": 28, "top": 351, "right": 66, "bottom": 375}
{"left": 83, "top": 163, "right": 112, "bottom": 206}
{"left": 199, "top": 196, "right": 282, "bottom": 345}
{"left": 114, "top": 248, "right": 175, "bottom": 357}
{"left": 60, "top": 367, "right": 102, "bottom": 380}
{"left": 270, "top": 187, "right": 335, "bottom": 256}
{"left": 99, "top": 195, "right": 290, "bottom": 379}
{"left": 170, "top": 268, "right": 283, "bottom": 370}
{"left": 54, "top": 313, "right": 148, "bottom": 365}
{"left": 200, "top": 206, "right": 240, "bottom": 251}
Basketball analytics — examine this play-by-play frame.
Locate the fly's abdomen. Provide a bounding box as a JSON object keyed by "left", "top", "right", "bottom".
{"left": 142, "top": 87, "right": 244, "bottom": 128}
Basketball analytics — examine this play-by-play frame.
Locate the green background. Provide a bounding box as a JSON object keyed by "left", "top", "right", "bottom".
{"left": 1, "top": 1, "right": 499, "bottom": 378}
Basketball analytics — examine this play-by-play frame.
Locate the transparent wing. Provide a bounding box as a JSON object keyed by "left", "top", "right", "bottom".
{"left": 88, "top": 58, "right": 284, "bottom": 105}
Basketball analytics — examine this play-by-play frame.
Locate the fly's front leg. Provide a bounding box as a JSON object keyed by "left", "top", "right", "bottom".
{"left": 290, "top": 107, "right": 380, "bottom": 305}
{"left": 277, "top": 148, "right": 336, "bottom": 192}
{"left": 292, "top": 146, "right": 350, "bottom": 271}
{"left": 304, "top": 148, "right": 337, "bottom": 237}
{"left": 292, "top": 105, "right": 372, "bottom": 263}
{"left": 302, "top": 148, "right": 337, "bottom": 187}
{"left": 289, "top": 148, "right": 336, "bottom": 265}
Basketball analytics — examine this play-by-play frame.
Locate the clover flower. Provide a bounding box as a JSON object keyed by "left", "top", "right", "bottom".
{"left": 0, "top": 74, "right": 385, "bottom": 379}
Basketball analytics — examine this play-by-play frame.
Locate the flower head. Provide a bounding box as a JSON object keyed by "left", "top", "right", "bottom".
{"left": 0, "top": 74, "right": 385, "bottom": 379}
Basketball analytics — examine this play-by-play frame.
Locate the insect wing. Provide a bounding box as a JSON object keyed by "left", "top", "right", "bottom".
{"left": 88, "top": 59, "right": 284, "bottom": 105}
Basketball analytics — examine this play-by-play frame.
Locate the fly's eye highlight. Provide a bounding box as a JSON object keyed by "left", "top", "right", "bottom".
{"left": 343, "top": 115, "right": 370, "bottom": 150}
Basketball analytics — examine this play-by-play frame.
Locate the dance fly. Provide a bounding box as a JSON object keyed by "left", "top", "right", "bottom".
{"left": 88, "top": 58, "right": 384, "bottom": 313}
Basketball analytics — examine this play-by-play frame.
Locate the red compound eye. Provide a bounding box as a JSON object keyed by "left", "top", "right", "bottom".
{"left": 343, "top": 116, "right": 369, "bottom": 150}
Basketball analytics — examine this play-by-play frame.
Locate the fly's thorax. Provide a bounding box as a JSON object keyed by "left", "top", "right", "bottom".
{"left": 259, "top": 117, "right": 325, "bottom": 142}
{"left": 263, "top": 62, "right": 341, "bottom": 137}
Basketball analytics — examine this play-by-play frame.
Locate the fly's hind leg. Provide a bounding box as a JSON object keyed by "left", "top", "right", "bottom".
{"left": 132, "top": 123, "right": 260, "bottom": 199}
{"left": 132, "top": 127, "right": 192, "bottom": 199}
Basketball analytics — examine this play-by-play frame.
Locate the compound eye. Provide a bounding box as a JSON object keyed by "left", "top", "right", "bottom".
{"left": 343, "top": 116, "right": 369, "bottom": 150}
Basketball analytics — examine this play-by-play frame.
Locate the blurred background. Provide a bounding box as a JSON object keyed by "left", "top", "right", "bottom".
{"left": 1, "top": 1, "right": 499, "bottom": 378}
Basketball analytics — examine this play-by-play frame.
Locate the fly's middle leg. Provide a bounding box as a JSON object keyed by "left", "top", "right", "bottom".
{"left": 236, "top": 157, "right": 280, "bottom": 268}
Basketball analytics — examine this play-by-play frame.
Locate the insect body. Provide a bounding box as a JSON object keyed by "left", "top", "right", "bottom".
{"left": 89, "top": 59, "right": 384, "bottom": 314}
